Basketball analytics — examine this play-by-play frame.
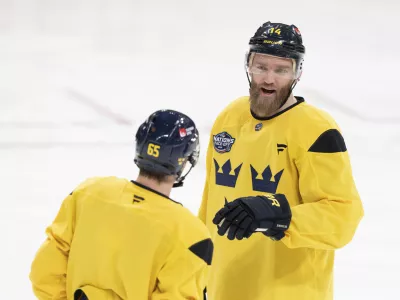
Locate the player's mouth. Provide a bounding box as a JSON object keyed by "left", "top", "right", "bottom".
{"left": 260, "top": 88, "right": 276, "bottom": 95}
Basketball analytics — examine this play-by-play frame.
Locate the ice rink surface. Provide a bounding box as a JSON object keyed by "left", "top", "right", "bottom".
{"left": 1, "top": 0, "right": 399, "bottom": 298}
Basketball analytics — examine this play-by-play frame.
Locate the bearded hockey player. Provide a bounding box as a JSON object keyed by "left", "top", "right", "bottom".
{"left": 198, "top": 21, "right": 364, "bottom": 300}
{"left": 30, "top": 109, "right": 213, "bottom": 300}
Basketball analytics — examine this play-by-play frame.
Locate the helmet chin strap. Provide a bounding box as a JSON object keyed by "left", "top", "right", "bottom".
{"left": 172, "top": 163, "right": 194, "bottom": 188}
{"left": 278, "top": 79, "right": 298, "bottom": 109}
{"left": 246, "top": 69, "right": 252, "bottom": 86}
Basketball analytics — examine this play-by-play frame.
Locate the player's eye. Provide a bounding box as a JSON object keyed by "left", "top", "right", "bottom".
{"left": 275, "top": 68, "right": 289, "bottom": 74}
{"left": 256, "top": 65, "right": 268, "bottom": 71}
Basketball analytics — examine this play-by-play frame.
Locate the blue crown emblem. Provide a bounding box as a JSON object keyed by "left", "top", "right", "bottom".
{"left": 213, "top": 131, "right": 235, "bottom": 153}
{"left": 250, "top": 164, "right": 284, "bottom": 193}
{"left": 214, "top": 159, "right": 242, "bottom": 188}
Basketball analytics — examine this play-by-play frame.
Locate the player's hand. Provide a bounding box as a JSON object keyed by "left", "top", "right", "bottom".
{"left": 212, "top": 194, "right": 292, "bottom": 241}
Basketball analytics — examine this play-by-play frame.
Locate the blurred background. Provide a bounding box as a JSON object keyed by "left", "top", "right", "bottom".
{"left": 1, "top": 0, "right": 399, "bottom": 298}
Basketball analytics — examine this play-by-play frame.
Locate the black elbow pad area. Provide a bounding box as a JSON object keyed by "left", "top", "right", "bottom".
{"left": 74, "top": 289, "right": 88, "bottom": 300}
{"left": 308, "top": 129, "right": 347, "bottom": 153}
{"left": 189, "top": 238, "right": 214, "bottom": 265}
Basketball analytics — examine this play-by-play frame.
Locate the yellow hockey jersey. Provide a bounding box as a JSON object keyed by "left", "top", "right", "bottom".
{"left": 30, "top": 177, "right": 213, "bottom": 300}
{"left": 199, "top": 96, "right": 364, "bottom": 300}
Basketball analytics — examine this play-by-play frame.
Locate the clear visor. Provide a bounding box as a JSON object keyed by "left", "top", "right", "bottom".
{"left": 245, "top": 52, "right": 300, "bottom": 80}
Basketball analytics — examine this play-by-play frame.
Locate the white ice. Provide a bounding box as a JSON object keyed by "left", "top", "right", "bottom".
{"left": 1, "top": 0, "right": 399, "bottom": 299}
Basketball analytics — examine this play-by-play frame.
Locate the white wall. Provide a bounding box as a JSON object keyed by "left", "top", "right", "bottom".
{"left": 2, "top": 0, "right": 399, "bottom": 127}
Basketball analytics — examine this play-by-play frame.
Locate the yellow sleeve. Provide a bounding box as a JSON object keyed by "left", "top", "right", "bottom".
{"left": 198, "top": 133, "right": 214, "bottom": 224}
{"left": 29, "top": 191, "right": 76, "bottom": 300}
{"left": 152, "top": 239, "right": 213, "bottom": 300}
{"left": 282, "top": 128, "right": 364, "bottom": 250}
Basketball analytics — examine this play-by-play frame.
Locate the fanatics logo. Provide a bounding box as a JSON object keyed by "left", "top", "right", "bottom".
{"left": 133, "top": 194, "right": 145, "bottom": 203}
{"left": 277, "top": 143, "right": 287, "bottom": 154}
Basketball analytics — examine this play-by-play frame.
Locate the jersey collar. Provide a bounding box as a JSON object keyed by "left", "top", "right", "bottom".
{"left": 251, "top": 96, "right": 305, "bottom": 121}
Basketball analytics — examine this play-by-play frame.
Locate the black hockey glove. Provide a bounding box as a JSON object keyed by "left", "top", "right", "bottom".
{"left": 212, "top": 194, "right": 291, "bottom": 241}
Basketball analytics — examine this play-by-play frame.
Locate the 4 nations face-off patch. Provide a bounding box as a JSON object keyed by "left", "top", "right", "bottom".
{"left": 213, "top": 131, "right": 235, "bottom": 153}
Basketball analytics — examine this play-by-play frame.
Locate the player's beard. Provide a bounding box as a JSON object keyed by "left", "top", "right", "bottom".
{"left": 249, "top": 81, "right": 293, "bottom": 117}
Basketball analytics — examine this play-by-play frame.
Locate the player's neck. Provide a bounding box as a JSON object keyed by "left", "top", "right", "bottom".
{"left": 135, "top": 175, "right": 173, "bottom": 197}
{"left": 277, "top": 94, "right": 296, "bottom": 114}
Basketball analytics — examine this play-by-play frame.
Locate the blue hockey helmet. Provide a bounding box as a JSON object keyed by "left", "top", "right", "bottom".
{"left": 246, "top": 21, "right": 305, "bottom": 79}
{"left": 134, "top": 109, "right": 200, "bottom": 187}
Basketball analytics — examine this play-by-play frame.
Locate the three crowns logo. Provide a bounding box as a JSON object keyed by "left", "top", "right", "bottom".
{"left": 214, "top": 159, "right": 283, "bottom": 193}
{"left": 214, "top": 159, "right": 242, "bottom": 188}
{"left": 250, "top": 165, "right": 284, "bottom": 194}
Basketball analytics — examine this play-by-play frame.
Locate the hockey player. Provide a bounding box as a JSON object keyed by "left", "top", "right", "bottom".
{"left": 30, "top": 109, "right": 213, "bottom": 300}
{"left": 198, "top": 22, "right": 364, "bottom": 300}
